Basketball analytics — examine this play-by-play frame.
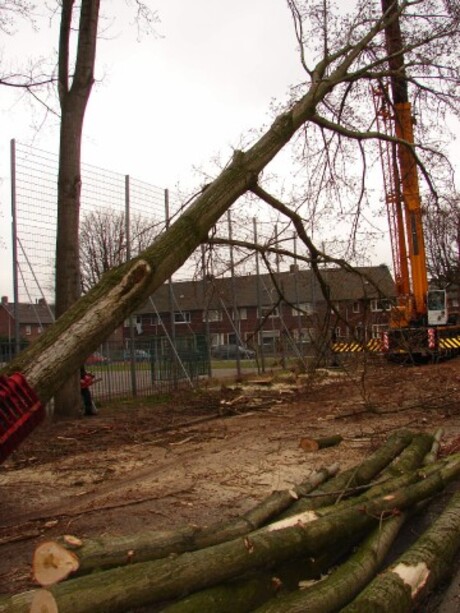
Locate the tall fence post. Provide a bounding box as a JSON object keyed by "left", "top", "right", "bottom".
{"left": 253, "top": 217, "right": 265, "bottom": 373}
{"left": 227, "top": 210, "right": 241, "bottom": 377}
{"left": 125, "top": 175, "right": 137, "bottom": 397}
{"left": 10, "top": 139, "right": 20, "bottom": 356}
{"left": 165, "top": 189, "right": 178, "bottom": 389}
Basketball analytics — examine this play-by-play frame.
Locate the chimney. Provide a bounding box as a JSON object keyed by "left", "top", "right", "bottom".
{"left": 289, "top": 264, "right": 299, "bottom": 273}
{"left": 1, "top": 296, "right": 8, "bottom": 306}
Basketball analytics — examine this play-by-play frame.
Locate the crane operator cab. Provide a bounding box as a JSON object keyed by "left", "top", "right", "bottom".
{"left": 427, "top": 289, "right": 448, "bottom": 326}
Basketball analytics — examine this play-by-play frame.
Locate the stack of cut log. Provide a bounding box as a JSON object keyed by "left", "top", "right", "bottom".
{"left": 1, "top": 429, "right": 460, "bottom": 613}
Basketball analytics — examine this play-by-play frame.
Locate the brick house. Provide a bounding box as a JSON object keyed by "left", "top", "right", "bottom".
{"left": 0, "top": 296, "right": 55, "bottom": 342}
{"left": 125, "top": 265, "right": 396, "bottom": 355}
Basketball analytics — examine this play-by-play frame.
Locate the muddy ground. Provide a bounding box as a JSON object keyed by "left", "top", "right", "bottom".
{"left": 1, "top": 357, "right": 460, "bottom": 610}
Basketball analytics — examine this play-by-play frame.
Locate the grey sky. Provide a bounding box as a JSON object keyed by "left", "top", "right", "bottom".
{"left": 0, "top": 1, "right": 458, "bottom": 298}
{"left": 0, "top": 1, "right": 305, "bottom": 296}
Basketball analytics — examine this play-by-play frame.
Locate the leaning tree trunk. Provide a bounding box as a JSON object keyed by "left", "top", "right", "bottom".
{"left": 54, "top": 0, "right": 100, "bottom": 417}
{"left": 0, "top": 13, "right": 387, "bottom": 409}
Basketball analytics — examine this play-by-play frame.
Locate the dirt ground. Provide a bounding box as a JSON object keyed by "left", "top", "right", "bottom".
{"left": 1, "top": 357, "right": 460, "bottom": 610}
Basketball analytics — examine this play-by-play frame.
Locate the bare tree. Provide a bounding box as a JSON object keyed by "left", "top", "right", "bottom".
{"left": 54, "top": 0, "right": 158, "bottom": 417}
{"left": 2, "top": 0, "right": 459, "bottom": 409}
{"left": 425, "top": 193, "right": 460, "bottom": 287}
{"left": 79, "top": 209, "right": 160, "bottom": 292}
{"left": 0, "top": 0, "right": 35, "bottom": 34}
{"left": 53, "top": 0, "right": 101, "bottom": 417}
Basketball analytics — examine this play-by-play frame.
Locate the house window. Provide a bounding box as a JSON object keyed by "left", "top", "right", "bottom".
{"left": 37, "top": 326, "right": 43, "bottom": 334}
{"left": 371, "top": 299, "right": 392, "bottom": 312}
{"left": 238, "top": 307, "right": 247, "bottom": 320}
{"left": 142, "top": 314, "right": 158, "bottom": 326}
{"left": 203, "top": 309, "right": 222, "bottom": 322}
{"left": 25, "top": 325, "right": 32, "bottom": 336}
{"left": 372, "top": 324, "right": 387, "bottom": 338}
{"left": 174, "top": 311, "right": 191, "bottom": 324}
{"left": 292, "top": 303, "right": 313, "bottom": 317}
{"left": 259, "top": 305, "right": 279, "bottom": 319}
{"left": 294, "top": 328, "right": 314, "bottom": 343}
{"left": 124, "top": 316, "right": 142, "bottom": 327}
{"left": 352, "top": 302, "right": 360, "bottom": 313}
{"left": 260, "top": 329, "right": 280, "bottom": 351}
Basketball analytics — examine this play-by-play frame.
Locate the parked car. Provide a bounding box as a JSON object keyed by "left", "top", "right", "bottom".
{"left": 86, "top": 351, "right": 110, "bottom": 365}
{"left": 211, "top": 344, "right": 256, "bottom": 360}
{"left": 123, "top": 349, "right": 151, "bottom": 362}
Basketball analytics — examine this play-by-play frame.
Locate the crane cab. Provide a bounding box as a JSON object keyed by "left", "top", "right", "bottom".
{"left": 427, "top": 289, "right": 448, "bottom": 326}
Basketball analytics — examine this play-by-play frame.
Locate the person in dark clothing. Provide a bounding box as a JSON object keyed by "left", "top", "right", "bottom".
{"left": 80, "top": 366, "right": 98, "bottom": 416}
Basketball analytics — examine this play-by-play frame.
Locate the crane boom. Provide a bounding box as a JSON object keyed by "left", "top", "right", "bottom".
{"left": 381, "top": 0, "right": 428, "bottom": 326}
{"left": 376, "top": 0, "right": 460, "bottom": 361}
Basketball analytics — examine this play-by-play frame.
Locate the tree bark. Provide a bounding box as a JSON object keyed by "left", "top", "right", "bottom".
{"left": 252, "top": 432, "right": 437, "bottom": 612}
{"left": 299, "top": 434, "right": 343, "bottom": 452}
{"left": 54, "top": 0, "right": 101, "bottom": 418}
{"left": 1, "top": 453, "right": 458, "bottom": 613}
{"left": 1, "top": 11, "right": 391, "bottom": 409}
{"left": 54, "top": 465, "right": 339, "bottom": 575}
{"left": 342, "top": 491, "right": 460, "bottom": 612}
{"left": 162, "top": 432, "right": 436, "bottom": 613}
{"left": 279, "top": 429, "right": 415, "bottom": 518}
{"left": 255, "top": 513, "right": 407, "bottom": 613}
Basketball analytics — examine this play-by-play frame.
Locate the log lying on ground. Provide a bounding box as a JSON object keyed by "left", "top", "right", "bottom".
{"left": 53, "top": 464, "right": 339, "bottom": 576}
{"left": 2, "top": 451, "right": 459, "bottom": 613}
{"left": 255, "top": 510, "right": 408, "bottom": 613}
{"left": 299, "top": 434, "right": 343, "bottom": 452}
{"left": 160, "top": 432, "right": 435, "bottom": 613}
{"left": 279, "top": 429, "right": 417, "bottom": 519}
{"left": 252, "top": 432, "right": 438, "bottom": 613}
{"left": 343, "top": 490, "right": 460, "bottom": 612}
{"left": 48, "top": 430, "right": 417, "bottom": 577}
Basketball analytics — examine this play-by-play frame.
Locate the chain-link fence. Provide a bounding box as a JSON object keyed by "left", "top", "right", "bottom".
{"left": 6, "top": 141, "right": 290, "bottom": 398}
{"left": 11, "top": 140, "right": 173, "bottom": 303}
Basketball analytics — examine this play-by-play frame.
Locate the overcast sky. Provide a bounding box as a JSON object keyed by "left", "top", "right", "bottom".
{"left": 0, "top": 0, "right": 307, "bottom": 296}
{"left": 0, "top": 1, "right": 459, "bottom": 299}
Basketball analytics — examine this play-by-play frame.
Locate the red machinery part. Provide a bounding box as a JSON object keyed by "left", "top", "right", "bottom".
{"left": 0, "top": 373, "right": 45, "bottom": 463}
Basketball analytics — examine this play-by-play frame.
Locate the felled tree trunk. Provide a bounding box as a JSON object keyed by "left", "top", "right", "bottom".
{"left": 252, "top": 432, "right": 438, "bottom": 612}
{"left": 160, "top": 433, "right": 435, "bottom": 613}
{"left": 279, "top": 429, "right": 415, "bottom": 518}
{"left": 55, "top": 465, "right": 339, "bottom": 575}
{"left": 51, "top": 433, "right": 431, "bottom": 578}
{"left": 343, "top": 491, "right": 460, "bottom": 612}
{"left": 256, "top": 512, "right": 408, "bottom": 613}
{"left": 299, "top": 434, "right": 343, "bottom": 452}
{"left": 2, "top": 454, "right": 459, "bottom": 613}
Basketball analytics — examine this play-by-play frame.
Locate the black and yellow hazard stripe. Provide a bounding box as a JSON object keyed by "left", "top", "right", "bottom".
{"left": 438, "top": 335, "right": 460, "bottom": 350}
{"left": 331, "top": 338, "right": 384, "bottom": 353}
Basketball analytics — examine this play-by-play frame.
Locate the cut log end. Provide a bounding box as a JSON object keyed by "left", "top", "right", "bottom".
{"left": 30, "top": 589, "right": 59, "bottom": 613}
{"left": 299, "top": 435, "right": 343, "bottom": 452}
{"left": 33, "top": 541, "right": 80, "bottom": 587}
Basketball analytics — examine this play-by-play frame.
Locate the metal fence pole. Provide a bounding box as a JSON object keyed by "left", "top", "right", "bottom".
{"left": 10, "top": 139, "right": 20, "bottom": 356}
{"left": 227, "top": 210, "right": 241, "bottom": 377}
{"left": 253, "top": 217, "right": 265, "bottom": 373}
{"left": 125, "top": 174, "right": 137, "bottom": 396}
{"left": 201, "top": 245, "right": 212, "bottom": 377}
{"left": 165, "top": 189, "right": 177, "bottom": 389}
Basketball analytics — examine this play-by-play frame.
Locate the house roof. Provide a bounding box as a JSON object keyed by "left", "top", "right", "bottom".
{"left": 135, "top": 265, "right": 396, "bottom": 314}
{"left": 1, "top": 301, "right": 55, "bottom": 326}
{"left": 0, "top": 266, "right": 395, "bottom": 324}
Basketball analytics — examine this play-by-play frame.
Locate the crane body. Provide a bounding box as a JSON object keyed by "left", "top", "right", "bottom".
{"left": 378, "top": 0, "right": 460, "bottom": 360}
